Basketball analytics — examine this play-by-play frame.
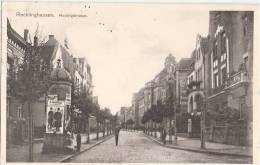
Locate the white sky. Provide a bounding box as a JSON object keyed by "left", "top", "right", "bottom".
{"left": 5, "top": 3, "right": 209, "bottom": 114}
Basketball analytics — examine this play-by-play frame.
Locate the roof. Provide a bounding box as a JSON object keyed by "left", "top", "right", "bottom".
{"left": 7, "top": 18, "right": 28, "bottom": 47}
{"left": 200, "top": 37, "right": 209, "bottom": 55}
{"left": 40, "top": 36, "right": 75, "bottom": 77}
{"left": 40, "top": 35, "right": 59, "bottom": 62}
{"left": 60, "top": 46, "right": 74, "bottom": 75}
{"left": 153, "top": 68, "right": 168, "bottom": 86}
{"left": 79, "top": 57, "right": 86, "bottom": 64}
{"left": 177, "top": 58, "right": 193, "bottom": 70}
{"left": 50, "top": 67, "right": 72, "bottom": 82}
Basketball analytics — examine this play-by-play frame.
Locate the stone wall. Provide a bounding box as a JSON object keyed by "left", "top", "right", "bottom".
{"left": 205, "top": 124, "right": 250, "bottom": 146}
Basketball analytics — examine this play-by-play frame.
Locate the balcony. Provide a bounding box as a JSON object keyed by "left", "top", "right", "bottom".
{"left": 186, "top": 81, "right": 203, "bottom": 94}
{"left": 225, "top": 71, "right": 249, "bottom": 89}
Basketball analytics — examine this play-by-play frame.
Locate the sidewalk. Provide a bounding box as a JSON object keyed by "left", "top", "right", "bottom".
{"left": 144, "top": 132, "right": 252, "bottom": 157}
{"left": 6, "top": 132, "right": 113, "bottom": 162}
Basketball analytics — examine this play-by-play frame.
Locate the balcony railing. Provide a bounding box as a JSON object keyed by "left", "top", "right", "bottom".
{"left": 226, "top": 71, "right": 249, "bottom": 88}
{"left": 186, "top": 81, "right": 203, "bottom": 94}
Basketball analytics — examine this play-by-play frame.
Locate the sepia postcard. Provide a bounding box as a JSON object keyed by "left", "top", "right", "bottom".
{"left": 1, "top": 1, "right": 260, "bottom": 164}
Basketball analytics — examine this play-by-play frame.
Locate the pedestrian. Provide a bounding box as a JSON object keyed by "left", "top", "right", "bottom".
{"left": 114, "top": 125, "right": 121, "bottom": 146}
{"left": 162, "top": 128, "right": 167, "bottom": 145}
{"left": 76, "top": 132, "right": 81, "bottom": 152}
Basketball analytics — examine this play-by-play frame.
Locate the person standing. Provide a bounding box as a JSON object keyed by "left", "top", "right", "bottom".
{"left": 76, "top": 132, "right": 81, "bottom": 152}
{"left": 114, "top": 126, "right": 121, "bottom": 146}
{"left": 162, "top": 128, "right": 167, "bottom": 145}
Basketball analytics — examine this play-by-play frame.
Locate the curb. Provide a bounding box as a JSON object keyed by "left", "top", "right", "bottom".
{"left": 143, "top": 133, "right": 252, "bottom": 158}
{"left": 59, "top": 135, "right": 114, "bottom": 162}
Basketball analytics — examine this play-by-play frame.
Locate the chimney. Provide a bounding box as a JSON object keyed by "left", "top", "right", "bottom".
{"left": 34, "top": 36, "right": 38, "bottom": 47}
{"left": 49, "top": 35, "right": 54, "bottom": 40}
{"left": 24, "top": 29, "right": 29, "bottom": 42}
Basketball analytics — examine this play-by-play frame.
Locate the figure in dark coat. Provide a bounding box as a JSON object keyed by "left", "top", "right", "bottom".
{"left": 54, "top": 109, "right": 62, "bottom": 132}
{"left": 114, "top": 126, "right": 121, "bottom": 146}
{"left": 162, "top": 128, "right": 167, "bottom": 145}
{"left": 48, "top": 110, "right": 54, "bottom": 129}
{"left": 76, "top": 133, "right": 81, "bottom": 152}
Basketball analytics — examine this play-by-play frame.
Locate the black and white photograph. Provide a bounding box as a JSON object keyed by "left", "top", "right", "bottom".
{"left": 1, "top": 1, "right": 260, "bottom": 164}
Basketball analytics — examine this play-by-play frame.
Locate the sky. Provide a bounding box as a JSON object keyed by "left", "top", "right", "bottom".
{"left": 5, "top": 2, "right": 209, "bottom": 114}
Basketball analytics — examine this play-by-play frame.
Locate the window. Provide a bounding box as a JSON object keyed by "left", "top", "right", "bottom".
{"left": 221, "top": 53, "right": 227, "bottom": 63}
{"left": 221, "top": 32, "right": 227, "bottom": 54}
{"left": 18, "top": 104, "right": 22, "bottom": 118}
{"left": 213, "top": 60, "right": 218, "bottom": 68}
{"left": 213, "top": 43, "right": 218, "bottom": 58}
{"left": 214, "top": 72, "right": 219, "bottom": 88}
{"left": 198, "top": 68, "right": 202, "bottom": 81}
{"left": 7, "top": 58, "right": 14, "bottom": 74}
{"left": 221, "top": 67, "right": 227, "bottom": 85}
{"left": 244, "top": 25, "right": 248, "bottom": 36}
{"left": 239, "top": 97, "right": 246, "bottom": 119}
{"left": 243, "top": 15, "right": 249, "bottom": 37}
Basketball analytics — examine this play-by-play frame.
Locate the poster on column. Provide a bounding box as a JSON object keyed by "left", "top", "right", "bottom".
{"left": 46, "top": 95, "right": 65, "bottom": 134}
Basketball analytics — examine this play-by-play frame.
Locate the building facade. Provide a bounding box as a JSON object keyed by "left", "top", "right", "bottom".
{"left": 204, "top": 11, "right": 253, "bottom": 146}
{"left": 7, "top": 19, "right": 30, "bottom": 146}
{"left": 137, "top": 88, "right": 145, "bottom": 127}
{"left": 186, "top": 34, "right": 209, "bottom": 137}
{"left": 132, "top": 54, "right": 176, "bottom": 129}
{"left": 172, "top": 58, "right": 192, "bottom": 133}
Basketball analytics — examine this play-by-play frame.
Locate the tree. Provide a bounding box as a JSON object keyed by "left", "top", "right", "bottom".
{"left": 126, "top": 118, "right": 134, "bottom": 130}
{"left": 9, "top": 35, "right": 51, "bottom": 162}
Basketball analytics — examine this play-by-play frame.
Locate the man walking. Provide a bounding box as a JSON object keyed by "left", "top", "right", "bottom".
{"left": 115, "top": 125, "right": 121, "bottom": 146}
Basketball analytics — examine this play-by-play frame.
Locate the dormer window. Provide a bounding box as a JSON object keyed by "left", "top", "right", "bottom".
{"left": 57, "top": 59, "right": 61, "bottom": 68}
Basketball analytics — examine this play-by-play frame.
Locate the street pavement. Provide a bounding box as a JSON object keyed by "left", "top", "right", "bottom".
{"left": 69, "top": 131, "right": 252, "bottom": 163}
{"left": 146, "top": 131, "right": 252, "bottom": 157}
{"left": 6, "top": 132, "right": 105, "bottom": 162}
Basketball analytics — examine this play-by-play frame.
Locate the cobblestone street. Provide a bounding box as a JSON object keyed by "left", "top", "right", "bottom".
{"left": 69, "top": 131, "right": 252, "bottom": 163}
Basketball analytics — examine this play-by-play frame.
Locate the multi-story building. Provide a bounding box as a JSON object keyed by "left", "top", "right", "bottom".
{"left": 143, "top": 81, "right": 154, "bottom": 112}
{"left": 153, "top": 67, "right": 168, "bottom": 105}
{"left": 6, "top": 19, "right": 95, "bottom": 146}
{"left": 78, "top": 58, "right": 93, "bottom": 95}
{"left": 72, "top": 57, "right": 93, "bottom": 97}
{"left": 204, "top": 11, "right": 253, "bottom": 145}
{"left": 131, "top": 93, "right": 139, "bottom": 127}
{"left": 73, "top": 58, "right": 84, "bottom": 95}
{"left": 7, "top": 19, "right": 30, "bottom": 145}
{"left": 137, "top": 88, "right": 145, "bottom": 127}
{"left": 125, "top": 107, "right": 134, "bottom": 122}
{"left": 119, "top": 107, "right": 127, "bottom": 125}
{"left": 186, "top": 34, "right": 209, "bottom": 137}
{"left": 132, "top": 54, "right": 176, "bottom": 128}
{"left": 172, "top": 58, "right": 192, "bottom": 133}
